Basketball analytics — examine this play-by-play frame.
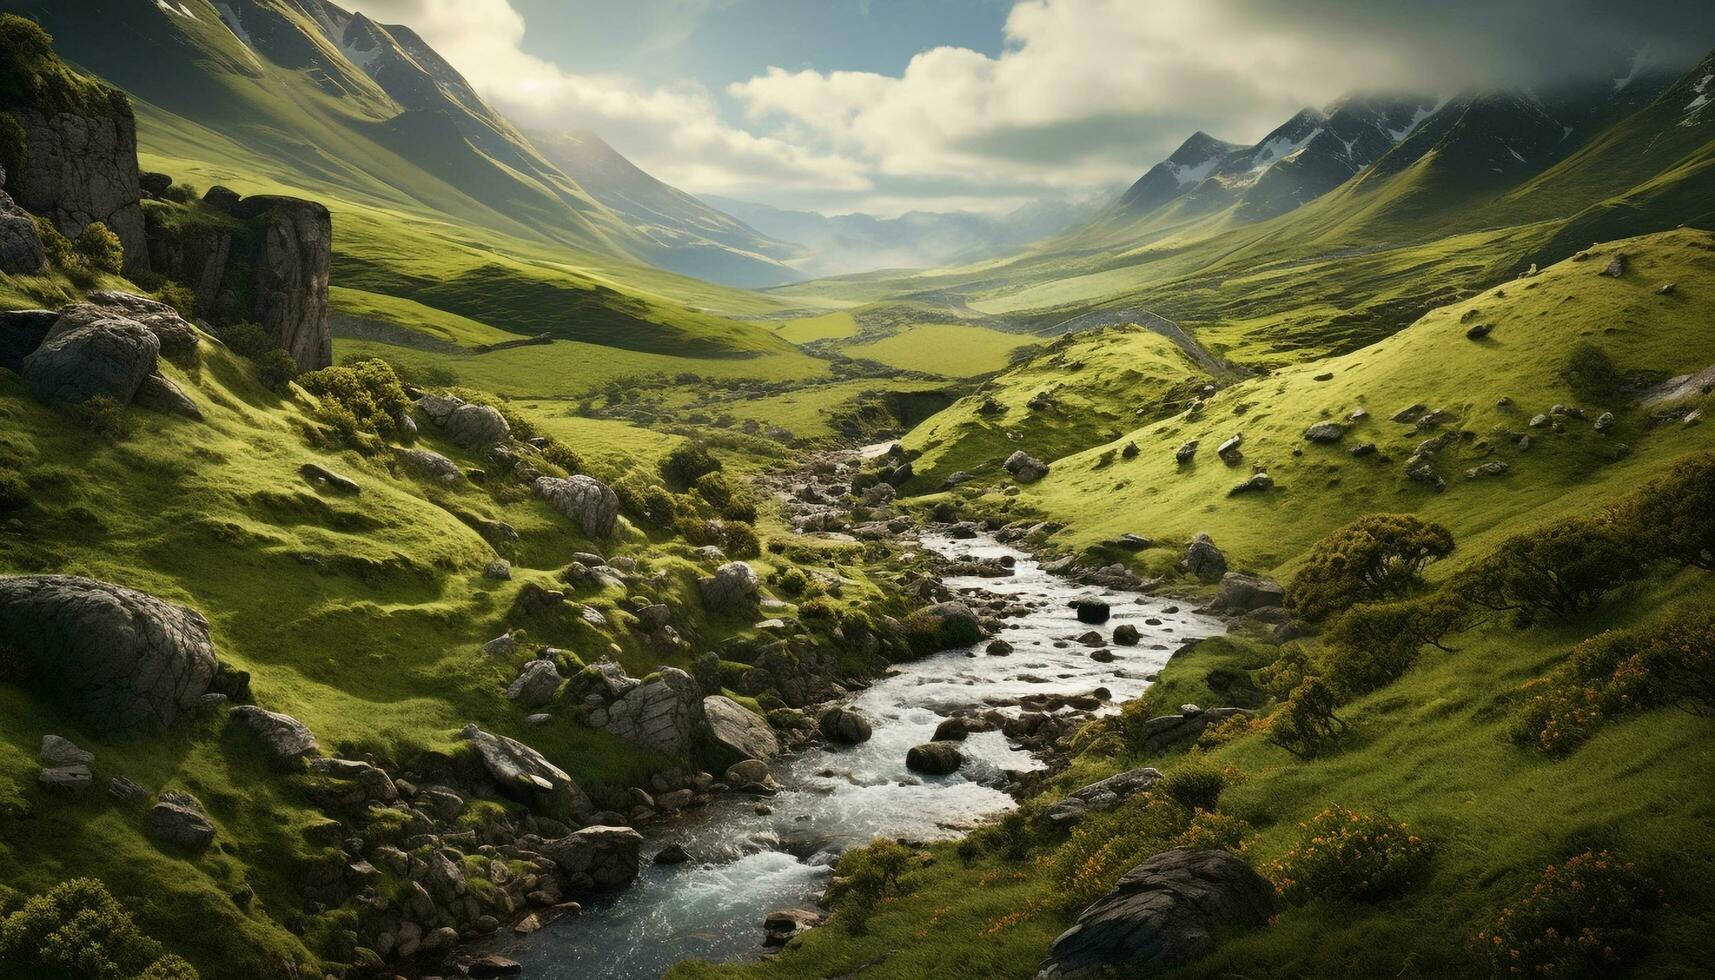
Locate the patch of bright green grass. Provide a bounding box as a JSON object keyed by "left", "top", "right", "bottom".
{"left": 772, "top": 312, "right": 858, "bottom": 343}
{"left": 837, "top": 323, "right": 1038, "bottom": 378}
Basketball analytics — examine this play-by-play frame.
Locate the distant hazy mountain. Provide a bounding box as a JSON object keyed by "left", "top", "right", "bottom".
{"left": 705, "top": 195, "right": 1104, "bottom": 278}
{"left": 529, "top": 129, "right": 804, "bottom": 288}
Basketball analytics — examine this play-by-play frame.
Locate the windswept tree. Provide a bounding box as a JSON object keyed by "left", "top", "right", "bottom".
{"left": 1286, "top": 514, "right": 1455, "bottom": 623}
{"left": 1618, "top": 453, "right": 1715, "bottom": 571}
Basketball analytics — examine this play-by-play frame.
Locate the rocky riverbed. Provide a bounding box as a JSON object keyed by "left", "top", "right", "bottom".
{"left": 490, "top": 528, "right": 1223, "bottom": 978}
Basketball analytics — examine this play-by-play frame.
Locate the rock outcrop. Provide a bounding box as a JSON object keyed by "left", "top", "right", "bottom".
{"left": 589, "top": 667, "right": 704, "bottom": 757}
{"left": 1005, "top": 450, "right": 1051, "bottom": 483}
{"left": 20, "top": 312, "right": 158, "bottom": 405}
{"left": 534, "top": 475, "right": 620, "bottom": 538}
{"left": 1037, "top": 849, "right": 1275, "bottom": 979}
{"left": 6, "top": 99, "right": 148, "bottom": 274}
{"left": 1045, "top": 767, "right": 1162, "bottom": 827}
{"left": 699, "top": 561, "right": 760, "bottom": 611}
{"left": 1183, "top": 533, "right": 1227, "bottom": 582}
{"left": 0, "top": 164, "right": 44, "bottom": 274}
{"left": 703, "top": 695, "right": 781, "bottom": 762}
{"left": 0, "top": 575, "right": 217, "bottom": 731}
{"left": 540, "top": 825, "right": 643, "bottom": 889}
{"left": 230, "top": 705, "right": 319, "bottom": 765}
{"left": 461, "top": 724, "right": 594, "bottom": 823}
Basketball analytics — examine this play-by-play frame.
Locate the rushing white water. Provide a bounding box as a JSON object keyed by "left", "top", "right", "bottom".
{"left": 497, "top": 532, "right": 1222, "bottom": 978}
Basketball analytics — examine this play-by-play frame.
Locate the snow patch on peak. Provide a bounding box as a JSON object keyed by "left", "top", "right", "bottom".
{"left": 1683, "top": 74, "right": 1714, "bottom": 126}
{"left": 155, "top": 0, "right": 196, "bottom": 17}
{"left": 1388, "top": 101, "right": 1440, "bottom": 142}
{"left": 1613, "top": 50, "right": 1649, "bottom": 92}
{"left": 1249, "top": 127, "right": 1321, "bottom": 174}
{"left": 1168, "top": 154, "right": 1222, "bottom": 187}
{"left": 215, "top": 3, "right": 251, "bottom": 46}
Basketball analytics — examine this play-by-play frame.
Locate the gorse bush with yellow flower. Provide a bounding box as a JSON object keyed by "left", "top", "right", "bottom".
{"left": 1044, "top": 797, "right": 1188, "bottom": 914}
{"left": 1265, "top": 806, "right": 1433, "bottom": 904}
{"left": 1472, "top": 850, "right": 1659, "bottom": 978}
{"left": 1513, "top": 610, "right": 1715, "bottom": 756}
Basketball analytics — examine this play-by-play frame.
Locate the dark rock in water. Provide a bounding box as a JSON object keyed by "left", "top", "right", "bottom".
{"left": 0, "top": 575, "right": 217, "bottom": 731}
{"left": 1072, "top": 597, "right": 1111, "bottom": 624}
{"left": 21, "top": 313, "right": 159, "bottom": 405}
{"left": 1035, "top": 849, "right": 1275, "bottom": 979}
{"left": 653, "top": 843, "right": 691, "bottom": 865}
{"left": 704, "top": 694, "right": 781, "bottom": 762}
{"left": 541, "top": 825, "right": 644, "bottom": 889}
{"left": 912, "top": 601, "right": 983, "bottom": 649}
{"left": 1112, "top": 624, "right": 1141, "bottom": 646}
{"left": 1090, "top": 649, "right": 1117, "bottom": 663}
{"left": 148, "top": 791, "right": 215, "bottom": 851}
{"left": 467, "top": 953, "right": 525, "bottom": 977}
{"left": 816, "top": 706, "right": 873, "bottom": 744}
{"left": 905, "top": 741, "right": 964, "bottom": 775}
{"left": 1183, "top": 533, "right": 1227, "bottom": 582}
{"left": 1045, "top": 767, "right": 1162, "bottom": 827}
{"left": 985, "top": 639, "right": 1014, "bottom": 656}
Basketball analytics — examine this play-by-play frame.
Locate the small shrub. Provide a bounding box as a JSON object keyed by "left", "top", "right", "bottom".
{"left": 1513, "top": 609, "right": 1715, "bottom": 755}
{"left": 32, "top": 215, "right": 75, "bottom": 267}
{"left": 539, "top": 440, "right": 584, "bottom": 475}
{"left": 1560, "top": 341, "right": 1624, "bottom": 404}
{"left": 1287, "top": 514, "right": 1455, "bottom": 623}
{"left": 1472, "top": 851, "right": 1658, "bottom": 979}
{"left": 721, "top": 520, "right": 761, "bottom": 559}
{"left": 660, "top": 440, "right": 721, "bottom": 489}
{"left": 1195, "top": 711, "right": 1258, "bottom": 749}
{"left": 1265, "top": 805, "right": 1433, "bottom": 904}
{"left": 1261, "top": 646, "right": 1314, "bottom": 700}
{"left": 152, "top": 282, "right": 196, "bottom": 320}
{"left": 1173, "top": 810, "right": 1253, "bottom": 853}
{"left": 767, "top": 566, "right": 812, "bottom": 598}
{"left": 832, "top": 837, "right": 913, "bottom": 934}
{"left": 253, "top": 348, "right": 298, "bottom": 392}
{"left": 162, "top": 182, "right": 198, "bottom": 204}
{"left": 1157, "top": 754, "right": 1235, "bottom": 812}
{"left": 1266, "top": 676, "right": 1346, "bottom": 758}
{"left": 1456, "top": 518, "right": 1646, "bottom": 625}
{"left": 1321, "top": 592, "right": 1476, "bottom": 698}
{"left": 71, "top": 395, "right": 130, "bottom": 443}
{"left": 296, "top": 359, "right": 411, "bottom": 450}
{"left": 1616, "top": 453, "right": 1715, "bottom": 571}
{"left": 215, "top": 322, "right": 273, "bottom": 359}
{"left": 1046, "top": 796, "right": 1188, "bottom": 914}
{"left": 0, "top": 877, "right": 201, "bottom": 980}
{"left": 72, "top": 221, "right": 123, "bottom": 274}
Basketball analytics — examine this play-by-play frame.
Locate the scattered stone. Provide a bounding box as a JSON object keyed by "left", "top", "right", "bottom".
{"left": 1005, "top": 450, "right": 1051, "bottom": 483}
{"left": 1045, "top": 767, "right": 1162, "bottom": 827}
{"left": 38, "top": 765, "right": 92, "bottom": 797}
{"left": 1215, "top": 435, "right": 1243, "bottom": 465}
{"left": 441, "top": 402, "right": 510, "bottom": 448}
{"left": 1183, "top": 533, "right": 1227, "bottom": 582}
{"left": 461, "top": 724, "right": 594, "bottom": 823}
{"left": 535, "top": 475, "right": 621, "bottom": 538}
{"left": 1658, "top": 282, "right": 1676, "bottom": 295}
{"left": 1594, "top": 412, "right": 1616, "bottom": 433}
{"left": 1072, "top": 597, "right": 1111, "bottom": 624}
{"left": 132, "top": 372, "right": 202, "bottom": 420}
{"left": 1175, "top": 440, "right": 1198, "bottom": 465}
{"left": 985, "top": 639, "right": 1014, "bottom": 656}
{"left": 21, "top": 313, "right": 159, "bottom": 405}
{"left": 1528, "top": 413, "right": 1550, "bottom": 428}
{"left": 467, "top": 953, "right": 524, "bottom": 978}
{"left": 1228, "top": 472, "right": 1273, "bottom": 495}
{"left": 1465, "top": 322, "right": 1493, "bottom": 340}
{"left": 299, "top": 462, "right": 360, "bottom": 494}
{"left": 1112, "top": 625, "right": 1140, "bottom": 646}
{"left": 230, "top": 705, "right": 318, "bottom": 764}
{"left": 507, "top": 659, "right": 564, "bottom": 709}
{"left": 1391, "top": 403, "right": 1427, "bottom": 423}
{"left": 483, "top": 559, "right": 512, "bottom": 580}
{"left": 1303, "top": 421, "right": 1347, "bottom": 443}
{"left": 395, "top": 447, "right": 462, "bottom": 484}
{"left": 40, "top": 734, "right": 94, "bottom": 768}
{"left": 1349, "top": 442, "right": 1377, "bottom": 457}
{"left": 1035, "top": 849, "right": 1275, "bottom": 979}
{"left": 148, "top": 791, "right": 215, "bottom": 851}
{"left": 1465, "top": 460, "right": 1510, "bottom": 480}
{"left": 704, "top": 695, "right": 781, "bottom": 762}
{"left": 106, "top": 776, "right": 148, "bottom": 805}
{"left": 1600, "top": 253, "right": 1627, "bottom": 278}
{"left": 1090, "top": 649, "right": 1117, "bottom": 663}
{"left": 700, "top": 562, "right": 761, "bottom": 611}
{"left": 1214, "top": 573, "right": 1284, "bottom": 612}
{"left": 763, "top": 908, "right": 823, "bottom": 948}
{"left": 653, "top": 843, "right": 691, "bottom": 865}
{"left": 725, "top": 759, "right": 778, "bottom": 794}
{"left": 1408, "top": 463, "right": 1447, "bottom": 492}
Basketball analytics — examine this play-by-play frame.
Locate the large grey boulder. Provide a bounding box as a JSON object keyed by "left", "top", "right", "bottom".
{"left": 83, "top": 292, "right": 199, "bottom": 355}
{"left": 461, "top": 724, "right": 594, "bottom": 823}
{"left": 590, "top": 668, "right": 704, "bottom": 757}
{"left": 132, "top": 372, "right": 202, "bottom": 420}
{"left": 229, "top": 705, "right": 318, "bottom": 764}
{"left": 1133, "top": 706, "right": 1253, "bottom": 754}
{"left": 1183, "top": 533, "right": 1227, "bottom": 582}
{"left": 443, "top": 403, "right": 510, "bottom": 449}
{"left": 21, "top": 313, "right": 159, "bottom": 405}
{"left": 1005, "top": 450, "right": 1051, "bottom": 483}
{"left": 1036, "top": 849, "right": 1275, "bottom": 979}
{"left": 40, "top": 734, "right": 95, "bottom": 768}
{"left": 8, "top": 104, "right": 149, "bottom": 274}
{"left": 1213, "top": 573, "right": 1284, "bottom": 613}
{"left": 540, "top": 825, "right": 644, "bottom": 889}
{"left": 506, "top": 659, "right": 564, "bottom": 709}
{"left": 1303, "top": 421, "right": 1348, "bottom": 443}
{"left": 230, "top": 196, "right": 330, "bottom": 371}
{"left": 148, "top": 791, "right": 215, "bottom": 852}
{"left": 1044, "top": 767, "right": 1162, "bottom": 828}
{"left": 0, "top": 170, "right": 45, "bottom": 275}
{"left": 396, "top": 447, "right": 462, "bottom": 484}
{"left": 535, "top": 475, "right": 620, "bottom": 538}
{"left": 699, "top": 561, "right": 760, "bottom": 611}
{"left": 0, "top": 576, "right": 217, "bottom": 731}
{"left": 703, "top": 695, "right": 781, "bottom": 762}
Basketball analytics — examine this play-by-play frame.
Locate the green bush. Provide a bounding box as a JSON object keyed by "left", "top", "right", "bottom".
{"left": 660, "top": 440, "right": 721, "bottom": 489}
{"left": 1616, "top": 453, "right": 1715, "bottom": 571}
{"left": 152, "top": 282, "right": 196, "bottom": 320}
{"left": 296, "top": 359, "right": 411, "bottom": 450}
{"left": 253, "top": 348, "right": 298, "bottom": 393}
{"left": 539, "top": 440, "right": 584, "bottom": 475}
{"left": 1560, "top": 340, "right": 1624, "bottom": 404}
{"left": 0, "top": 111, "right": 23, "bottom": 190}
{"left": 721, "top": 520, "right": 761, "bottom": 559}
{"left": 71, "top": 396, "right": 129, "bottom": 443}
{"left": 0, "top": 877, "right": 201, "bottom": 980}
{"left": 1286, "top": 514, "right": 1455, "bottom": 623}
{"left": 1512, "top": 609, "right": 1715, "bottom": 756}
{"left": 0, "top": 470, "right": 26, "bottom": 513}
{"left": 1046, "top": 796, "right": 1188, "bottom": 914}
{"left": 1264, "top": 805, "right": 1433, "bottom": 904}
{"left": 162, "top": 182, "right": 198, "bottom": 204}
{"left": 832, "top": 837, "right": 913, "bottom": 934}
{"left": 32, "top": 214, "right": 75, "bottom": 267}
{"left": 1472, "top": 850, "right": 1657, "bottom": 979}
{"left": 1157, "top": 753, "right": 1235, "bottom": 812}
{"left": 1321, "top": 591, "right": 1475, "bottom": 698}
{"left": 1173, "top": 809, "right": 1253, "bottom": 853}
{"left": 1266, "top": 676, "right": 1346, "bottom": 758}
{"left": 1456, "top": 518, "right": 1646, "bottom": 625}
{"left": 72, "top": 221, "right": 122, "bottom": 274}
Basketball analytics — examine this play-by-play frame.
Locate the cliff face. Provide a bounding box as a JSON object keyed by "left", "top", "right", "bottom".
{"left": 8, "top": 105, "right": 147, "bottom": 273}
{"left": 146, "top": 190, "right": 332, "bottom": 372}
{"left": 0, "top": 163, "right": 46, "bottom": 275}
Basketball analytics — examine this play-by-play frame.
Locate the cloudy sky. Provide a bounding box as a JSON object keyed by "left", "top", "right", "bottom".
{"left": 344, "top": 0, "right": 1715, "bottom": 217}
